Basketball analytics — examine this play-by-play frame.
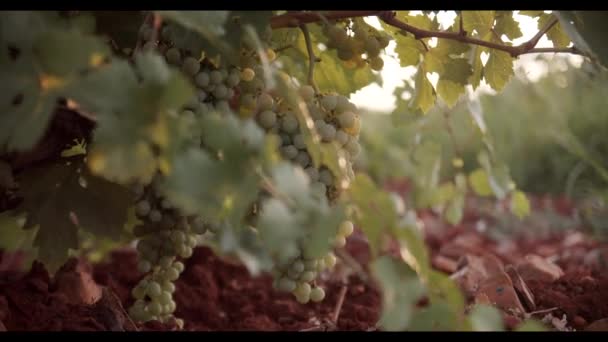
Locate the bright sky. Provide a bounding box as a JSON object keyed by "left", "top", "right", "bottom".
{"left": 350, "top": 11, "right": 584, "bottom": 113}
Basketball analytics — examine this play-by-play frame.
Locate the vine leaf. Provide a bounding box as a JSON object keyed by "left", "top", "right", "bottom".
{"left": 494, "top": 11, "right": 523, "bottom": 41}
{"left": 484, "top": 48, "right": 514, "bottom": 92}
{"left": 462, "top": 11, "right": 495, "bottom": 36}
{"left": 538, "top": 13, "right": 571, "bottom": 48}
{"left": 371, "top": 256, "right": 425, "bottom": 331}
{"left": 17, "top": 158, "right": 134, "bottom": 273}
{"left": 410, "top": 64, "right": 435, "bottom": 114}
{"left": 469, "top": 304, "right": 505, "bottom": 331}
{"left": 510, "top": 190, "right": 531, "bottom": 219}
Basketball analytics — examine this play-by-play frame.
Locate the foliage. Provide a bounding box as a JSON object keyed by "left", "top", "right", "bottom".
{"left": 0, "top": 10, "right": 602, "bottom": 330}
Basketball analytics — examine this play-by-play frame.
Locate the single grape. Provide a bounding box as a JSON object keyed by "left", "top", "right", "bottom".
{"left": 320, "top": 124, "right": 336, "bottom": 142}
{"left": 257, "top": 93, "right": 274, "bottom": 111}
{"left": 132, "top": 284, "right": 146, "bottom": 300}
{"left": 165, "top": 48, "right": 181, "bottom": 65}
{"left": 226, "top": 72, "right": 241, "bottom": 87}
{"left": 320, "top": 95, "right": 338, "bottom": 111}
{"left": 195, "top": 72, "right": 210, "bottom": 88}
{"left": 338, "top": 111, "right": 356, "bottom": 128}
{"left": 148, "top": 302, "right": 162, "bottom": 316}
{"left": 138, "top": 260, "right": 152, "bottom": 273}
{"left": 345, "top": 139, "right": 361, "bottom": 157}
{"left": 278, "top": 277, "right": 297, "bottom": 292}
{"left": 165, "top": 267, "right": 180, "bottom": 281}
{"left": 280, "top": 133, "right": 292, "bottom": 145}
{"left": 212, "top": 84, "right": 229, "bottom": 99}
{"left": 174, "top": 261, "right": 185, "bottom": 273}
{"left": 304, "top": 167, "right": 319, "bottom": 181}
{"left": 258, "top": 110, "right": 277, "bottom": 129}
{"left": 136, "top": 200, "right": 151, "bottom": 217}
{"left": 241, "top": 68, "right": 255, "bottom": 81}
{"left": 364, "top": 37, "right": 381, "bottom": 56}
{"left": 146, "top": 281, "right": 162, "bottom": 298}
{"left": 160, "top": 256, "right": 174, "bottom": 269}
{"left": 370, "top": 56, "right": 384, "bottom": 71}
{"left": 339, "top": 220, "right": 355, "bottom": 237}
{"left": 291, "top": 260, "right": 305, "bottom": 273}
{"left": 182, "top": 57, "right": 201, "bottom": 76}
{"left": 149, "top": 210, "right": 162, "bottom": 223}
{"left": 281, "top": 145, "right": 299, "bottom": 159}
{"left": 294, "top": 282, "right": 312, "bottom": 298}
{"left": 335, "top": 130, "right": 349, "bottom": 145}
{"left": 158, "top": 291, "right": 173, "bottom": 305}
{"left": 295, "top": 151, "right": 311, "bottom": 168}
{"left": 323, "top": 253, "right": 337, "bottom": 269}
{"left": 210, "top": 70, "right": 224, "bottom": 84}
{"left": 378, "top": 34, "right": 390, "bottom": 48}
{"left": 337, "top": 48, "right": 354, "bottom": 61}
{"left": 334, "top": 236, "right": 347, "bottom": 248}
{"left": 281, "top": 114, "right": 299, "bottom": 133}
{"left": 319, "top": 169, "right": 334, "bottom": 186}
{"left": 240, "top": 93, "right": 256, "bottom": 109}
{"left": 293, "top": 134, "right": 306, "bottom": 150}
{"left": 310, "top": 287, "right": 326, "bottom": 302}
{"left": 335, "top": 96, "right": 351, "bottom": 113}
{"left": 299, "top": 271, "right": 316, "bottom": 282}
{"left": 299, "top": 85, "right": 315, "bottom": 101}
{"left": 162, "top": 281, "right": 176, "bottom": 293}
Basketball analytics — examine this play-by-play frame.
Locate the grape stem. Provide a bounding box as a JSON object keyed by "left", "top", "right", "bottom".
{"left": 331, "top": 281, "right": 348, "bottom": 325}
{"left": 299, "top": 24, "right": 320, "bottom": 94}
{"left": 270, "top": 11, "right": 588, "bottom": 58}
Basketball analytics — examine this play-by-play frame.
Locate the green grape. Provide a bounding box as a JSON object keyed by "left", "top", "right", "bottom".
{"left": 338, "top": 111, "right": 356, "bottom": 128}
{"left": 149, "top": 210, "right": 162, "bottom": 222}
{"left": 146, "top": 281, "right": 162, "bottom": 298}
{"left": 195, "top": 72, "right": 210, "bottom": 88}
{"left": 295, "top": 291, "right": 310, "bottom": 304}
{"left": 165, "top": 267, "right": 180, "bottom": 281}
{"left": 210, "top": 70, "right": 224, "bottom": 84}
{"left": 320, "top": 124, "right": 336, "bottom": 142}
{"left": 328, "top": 25, "right": 347, "bottom": 43}
{"left": 320, "top": 95, "right": 337, "bottom": 111}
{"left": 174, "top": 261, "right": 185, "bottom": 273}
{"left": 337, "top": 48, "right": 354, "bottom": 61}
{"left": 335, "top": 130, "right": 349, "bottom": 146}
{"left": 378, "top": 34, "right": 390, "bottom": 48}
{"left": 281, "top": 145, "right": 298, "bottom": 159}
{"left": 299, "top": 85, "right": 315, "bottom": 101}
{"left": 308, "top": 104, "right": 325, "bottom": 120}
{"left": 138, "top": 260, "right": 152, "bottom": 273}
{"left": 339, "top": 220, "right": 354, "bottom": 237}
{"left": 241, "top": 68, "right": 255, "bottom": 81}
{"left": 294, "top": 282, "right": 311, "bottom": 298}
{"left": 226, "top": 72, "right": 241, "bottom": 87}
{"left": 278, "top": 277, "right": 297, "bottom": 292}
{"left": 212, "top": 84, "right": 229, "bottom": 99}
{"left": 165, "top": 48, "right": 181, "bottom": 65}
{"left": 175, "top": 318, "right": 184, "bottom": 329}
{"left": 280, "top": 133, "right": 292, "bottom": 145}
{"left": 258, "top": 110, "right": 277, "bottom": 129}
{"left": 158, "top": 291, "right": 173, "bottom": 305}
{"left": 171, "top": 231, "right": 186, "bottom": 244}
{"left": 303, "top": 259, "right": 318, "bottom": 269}
{"left": 240, "top": 93, "right": 256, "bottom": 109}
{"left": 160, "top": 256, "right": 174, "bottom": 269}
{"left": 323, "top": 253, "right": 337, "bottom": 269}
{"left": 132, "top": 284, "right": 146, "bottom": 300}
{"left": 292, "top": 134, "right": 306, "bottom": 150}
{"left": 310, "top": 287, "right": 326, "bottom": 302}
{"left": 295, "top": 151, "right": 311, "bottom": 168}
{"left": 148, "top": 302, "right": 162, "bottom": 316}
{"left": 182, "top": 57, "right": 201, "bottom": 76}
{"left": 162, "top": 281, "right": 176, "bottom": 293}
{"left": 165, "top": 300, "right": 176, "bottom": 313}
{"left": 291, "top": 260, "right": 305, "bottom": 273}
{"left": 364, "top": 37, "right": 381, "bottom": 56}
{"left": 191, "top": 217, "right": 207, "bottom": 234}
{"left": 304, "top": 167, "right": 319, "bottom": 181}
{"left": 281, "top": 114, "right": 299, "bottom": 133}
{"left": 215, "top": 101, "right": 231, "bottom": 113}
{"left": 299, "top": 271, "right": 316, "bottom": 282}
{"left": 187, "top": 235, "right": 198, "bottom": 247}
{"left": 345, "top": 139, "right": 361, "bottom": 157}
{"left": 257, "top": 93, "right": 274, "bottom": 111}
{"left": 136, "top": 200, "right": 151, "bottom": 217}
{"left": 369, "top": 56, "right": 384, "bottom": 71}
{"left": 335, "top": 96, "right": 351, "bottom": 113}
{"left": 334, "top": 235, "right": 346, "bottom": 248}
{"left": 180, "top": 246, "right": 193, "bottom": 258}
{"left": 319, "top": 169, "right": 334, "bottom": 186}
{"left": 312, "top": 182, "right": 327, "bottom": 196}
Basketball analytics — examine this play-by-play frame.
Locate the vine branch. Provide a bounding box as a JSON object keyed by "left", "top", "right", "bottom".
{"left": 300, "top": 24, "right": 320, "bottom": 93}
{"left": 270, "top": 11, "right": 587, "bottom": 58}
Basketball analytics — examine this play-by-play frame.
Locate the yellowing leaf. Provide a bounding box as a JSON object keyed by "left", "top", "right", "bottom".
{"left": 494, "top": 11, "right": 523, "bottom": 40}
{"left": 539, "top": 14, "right": 571, "bottom": 48}
{"left": 437, "top": 79, "right": 465, "bottom": 107}
{"left": 484, "top": 49, "right": 514, "bottom": 91}
{"left": 410, "top": 65, "right": 435, "bottom": 114}
{"left": 394, "top": 34, "right": 424, "bottom": 67}
{"left": 462, "top": 11, "right": 495, "bottom": 35}
{"left": 510, "top": 190, "right": 530, "bottom": 219}
{"left": 468, "top": 168, "right": 493, "bottom": 196}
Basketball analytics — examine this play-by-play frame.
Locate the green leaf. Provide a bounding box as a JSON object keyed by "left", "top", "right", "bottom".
{"left": 394, "top": 223, "right": 431, "bottom": 279}
{"left": 462, "top": 11, "right": 495, "bottom": 36}
{"left": 436, "top": 79, "right": 465, "bottom": 107}
{"left": 394, "top": 34, "right": 423, "bottom": 67}
{"left": 445, "top": 193, "right": 465, "bottom": 225}
{"left": 18, "top": 158, "right": 133, "bottom": 273}
{"left": 484, "top": 49, "right": 514, "bottom": 92}
{"left": 409, "top": 301, "right": 461, "bottom": 331}
{"left": 349, "top": 174, "right": 397, "bottom": 257}
{"left": 396, "top": 12, "right": 433, "bottom": 30}
{"left": 519, "top": 11, "right": 544, "bottom": 18}
{"left": 510, "top": 190, "right": 530, "bottom": 219}
{"left": 410, "top": 65, "right": 435, "bottom": 114}
{"left": 468, "top": 168, "right": 493, "bottom": 196}
{"left": 469, "top": 304, "right": 505, "bottom": 331}
{"left": 494, "top": 11, "right": 523, "bottom": 40}
{"left": 538, "top": 13, "right": 571, "bottom": 48}
{"left": 371, "top": 256, "right": 425, "bottom": 331}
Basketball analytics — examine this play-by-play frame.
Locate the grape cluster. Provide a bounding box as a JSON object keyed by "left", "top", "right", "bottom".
{"left": 321, "top": 19, "right": 390, "bottom": 71}
{"left": 128, "top": 181, "right": 208, "bottom": 326}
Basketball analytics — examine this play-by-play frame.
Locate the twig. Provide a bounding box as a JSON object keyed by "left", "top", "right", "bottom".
{"left": 274, "top": 44, "right": 294, "bottom": 53}
{"left": 526, "top": 307, "right": 559, "bottom": 317}
{"left": 271, "top": 11, "right": 381, "bottom": 28}
{"left": 331, "top": 282, "right": 348, "bottom": 324}
{"left": 459, "top": 14, "right": 466, "bottom": 36}
{"left": 270, "top": 11, "right": 588, "bottom": 58}
{"left": 299, "top": 24, "right": 320, "bottom": 93}
{"left": 335, "top": 248, "right": 373, "bottom": 286}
